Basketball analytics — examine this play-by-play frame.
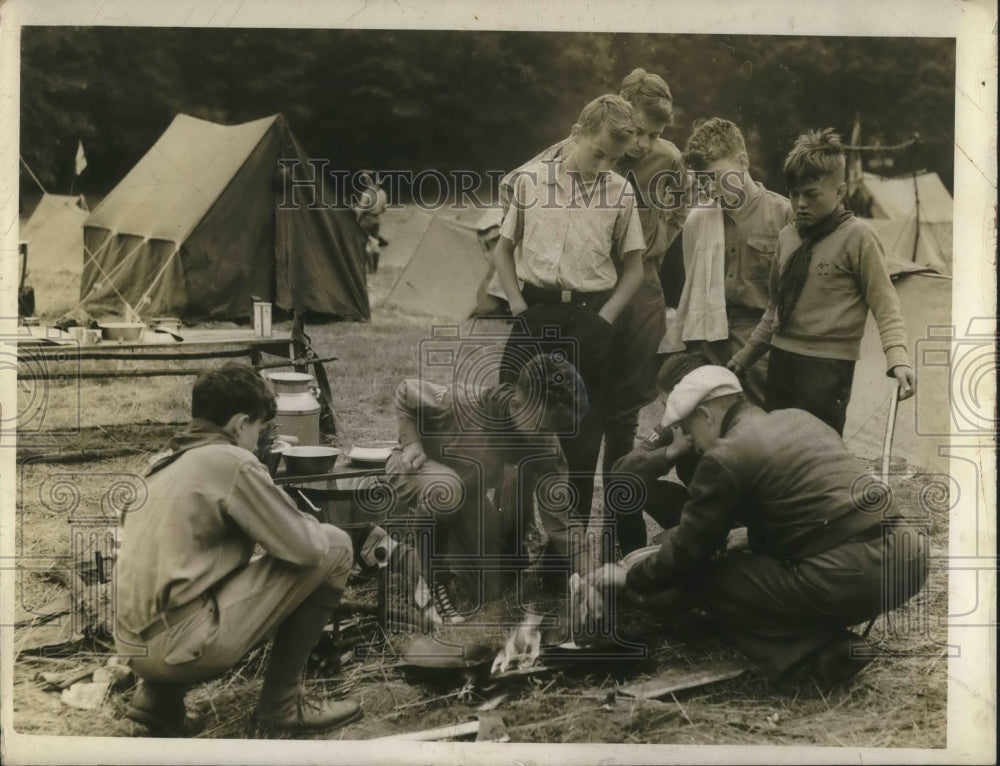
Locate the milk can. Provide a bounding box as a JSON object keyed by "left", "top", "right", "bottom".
{"left": 264, "top": 371, "right": 321, "bottom": 446}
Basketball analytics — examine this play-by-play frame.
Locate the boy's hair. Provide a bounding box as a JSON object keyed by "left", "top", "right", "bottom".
{"left": 656, "top": 352, "right": 711, "bottom": 394}
{"left": 682, "top": 118, "right": 747, "bottom": 170}
{"left": 783, "top": 128, "right": 846, "bottom": 187}
{"left": 516, "top": 353, "right": 589, "bottom": 430}
{"left": 619, "top": 67, "right": 674, "bottom": 125}
{"left": 192, "top": 363, "right": 277, "bottom": 426}
{"left": 575, "top": 94, "right": 635, "bottom": 141}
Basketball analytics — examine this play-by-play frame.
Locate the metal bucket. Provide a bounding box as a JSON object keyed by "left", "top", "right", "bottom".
{"left": 264, "top": 371, "right": 321, "bottom": 447}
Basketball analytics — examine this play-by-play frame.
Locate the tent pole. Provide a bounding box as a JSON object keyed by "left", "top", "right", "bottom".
{"left": 911, "top": 173, "right": 921, "bottom": 263}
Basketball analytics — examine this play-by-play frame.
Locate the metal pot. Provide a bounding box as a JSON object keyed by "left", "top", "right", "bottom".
{"left": 282, "top": 445, "right": 340, "bottom": 475}
{"left": 100, "top": 322, "right": 145, "bottom": 341}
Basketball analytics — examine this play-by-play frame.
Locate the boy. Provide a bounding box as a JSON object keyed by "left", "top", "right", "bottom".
{"left": 384, "top": 353, "right": 588, "bottom": 615}
{"left": 730, "top": 129, "right": 916, "bottom": 434}
{"left": 496, "top": 69, "right": 688, "bottom": 559}
{"left": 579, "top": 366, "right": 928, "bottom": 692}
{"left": 662, "top": 118, "right": 793, "bottom": 405}
{"left": 353, "top": 170, "right": 388, "bottom": 272}
{"left": 115, "top": 364, "right": 360, "bottom": 736}
{"left": 494, "top": 93, "right": 646, "bottom": 530}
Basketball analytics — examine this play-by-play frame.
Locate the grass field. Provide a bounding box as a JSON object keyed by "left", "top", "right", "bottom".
{"left": 11, "top": 258, "right": 948, "bottom": 747}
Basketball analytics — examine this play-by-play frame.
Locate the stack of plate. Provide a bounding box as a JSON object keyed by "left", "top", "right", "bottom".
{"left": 346, "top": 445, "right": 394, "bottom": 466}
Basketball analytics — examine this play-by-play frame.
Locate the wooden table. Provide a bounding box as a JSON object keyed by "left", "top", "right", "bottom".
{"left": 10, "top": 326, "right": 302, "bottom": 381}
{"left": 275, "top": 462, "right": 391, "bottom": 528}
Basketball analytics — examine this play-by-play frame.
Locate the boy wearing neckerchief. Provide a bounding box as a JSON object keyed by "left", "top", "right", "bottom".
{"left": 730, "top": 129, "right": 916, "bottom": 435}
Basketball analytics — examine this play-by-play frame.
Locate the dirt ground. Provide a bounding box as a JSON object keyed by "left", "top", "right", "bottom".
{"left": 10, "top": 250, "right": 949, "bottom": 747}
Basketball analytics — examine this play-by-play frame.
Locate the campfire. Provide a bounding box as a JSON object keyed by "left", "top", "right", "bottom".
{"left": 491, "top": 613, "right": 543, "bottom": 674}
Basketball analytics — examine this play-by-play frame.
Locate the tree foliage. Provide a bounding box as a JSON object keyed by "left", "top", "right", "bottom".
{"left": 19, "top": 28, "right": 956, "bottom": 202}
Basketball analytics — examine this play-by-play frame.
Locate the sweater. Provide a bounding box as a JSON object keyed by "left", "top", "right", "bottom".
{"left": 731, "top": 216, "right": 910, "bottom": 372}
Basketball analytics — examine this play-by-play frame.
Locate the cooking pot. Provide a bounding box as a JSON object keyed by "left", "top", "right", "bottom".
{"left": 282, "top": 445, "right": 340, "bottom": 475}
{"left": 101, "top": 322, "right": 145, "bottom": 341}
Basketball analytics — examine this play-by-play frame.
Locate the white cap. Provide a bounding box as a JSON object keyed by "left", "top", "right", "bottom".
{"left": 660, "top": 366, "right": 744, "bottom": 428}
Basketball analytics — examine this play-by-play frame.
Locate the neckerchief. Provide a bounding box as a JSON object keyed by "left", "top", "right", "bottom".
{"left": 775, "top": 206, "right": 854, "bottom": 329}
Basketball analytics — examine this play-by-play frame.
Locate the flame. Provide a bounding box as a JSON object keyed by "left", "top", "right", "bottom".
{"left": 491, "top": 613, "right": 544, "bottom": 674}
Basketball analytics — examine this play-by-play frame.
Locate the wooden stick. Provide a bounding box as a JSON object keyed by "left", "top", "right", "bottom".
{"left": 617, "top": 661, "right": 749, "bottom": 700}
{"left": 372, "top": 720, "right": 480, "bottom": 741}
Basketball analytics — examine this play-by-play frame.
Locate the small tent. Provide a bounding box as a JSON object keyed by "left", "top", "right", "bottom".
{"left": 19, "top": 194, "right": 90, "bottom": 314}
{"left": 21, "top": 194, "right": 89, "bottom": 273}
{"left": 853, "top": 172, "right": 953, "bottom": 275}
{"left": 378, "top": 208, "right": 434, "bottom": 269}
{"left": 383, "top": 214, "right": 494, "bottom": 320}
{"left": 80, "top": 114, "right": 369, "bottom": 321}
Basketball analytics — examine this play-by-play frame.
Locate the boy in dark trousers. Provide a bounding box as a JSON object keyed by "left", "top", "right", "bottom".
{"left": 495, "top": 93, "right": 645, "bottom": 533}
{"left": 730, "top": 129, "right": 916, "bottom": 434}
{"left": 496, "top": 69, "right": 688, "bottom": 561}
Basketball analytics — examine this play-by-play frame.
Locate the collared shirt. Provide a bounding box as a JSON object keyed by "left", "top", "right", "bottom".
{"left": 500, "top": 159, "right": 646, "bottom": 292}
{"left": 500, "top": 138, "right": 686, "bottom": 266}
{"left": 716, "top": 181, "right": 794, "bottom": 314}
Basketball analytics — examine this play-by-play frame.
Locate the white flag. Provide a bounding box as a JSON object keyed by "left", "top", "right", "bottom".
{"left": 75, "top": 140, "right": 87, "bottom": 176}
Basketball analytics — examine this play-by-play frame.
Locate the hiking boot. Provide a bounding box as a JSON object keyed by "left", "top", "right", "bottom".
{"left": 255, "top": 695, "right": 362, "bottom": 735}
{"left": 433, "top": 581, "right": 466, "bottom": 624}
{"left": 126, "top": 680, "right": 191, "bottom": 738}
{"left": 810, "top": 633, "right": 874, "bottom": 691}
{"left": 775, "top": 632, "right": 874, "bottom": 694}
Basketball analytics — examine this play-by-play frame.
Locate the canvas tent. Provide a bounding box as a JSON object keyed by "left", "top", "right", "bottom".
{"left": 853, "top": 172, "right": 953, "bottom": 275}
{"left": 384, "top": 213, "right": 498, "bottom": 320}
{"left": 20, "top": 194, "right": 89, "bottom": 273}
{"left": 843, "top": 267, "right": 952, "bottom": 475}
{"left": 80, "top": 113, "right": 369, "bottom": 321}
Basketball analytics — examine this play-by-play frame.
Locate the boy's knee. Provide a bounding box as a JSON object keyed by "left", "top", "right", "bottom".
{"left": 318, "top": 524, "right": 353, "bottom": 579}
{"left": 418, "top": 473, "right": 466, "bottom": 516}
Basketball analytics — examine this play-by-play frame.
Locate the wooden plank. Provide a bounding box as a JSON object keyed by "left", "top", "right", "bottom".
{"left": 617, "top": 659, "right": 750, "bottom": 700}
{"left": 372, "top": 720, "right": 480, "bottom": 741}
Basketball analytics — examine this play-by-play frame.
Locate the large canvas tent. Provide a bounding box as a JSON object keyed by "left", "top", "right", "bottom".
{"left": 384, "top": 214, "right": 496, "bottom": 320}
{"left": 80, "top": 114, "right": 369, "bottom": 320}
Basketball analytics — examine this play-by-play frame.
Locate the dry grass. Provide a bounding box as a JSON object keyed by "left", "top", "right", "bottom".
{"left": 11, "top": 257, "right": 948, "bottom": 747}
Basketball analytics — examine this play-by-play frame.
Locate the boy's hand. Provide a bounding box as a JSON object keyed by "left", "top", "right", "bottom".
{"left": 726, "top": 358, "right": 746, "bottom": 377}
{"left": 509, "top": 296, "right": 529, "bottom": 316}
{"left": 597, "top": 306, "right": 618, "bottom": 326}
{"left": 400, "top": 443, "right": 427, "bottom": 470}
{"left": 892, "top": 365, "right": 916, "bottom": 400}
{"left": 663, "top": 427, "right": 692, "bottom": 462}
{"left": 571, "top": 562, "right": 628, "bottom": 629}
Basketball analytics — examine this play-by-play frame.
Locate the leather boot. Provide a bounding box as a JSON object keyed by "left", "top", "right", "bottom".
{"left": 254, "top": 593, "right": 362, "bottom": 734}
{"left": 126, "top": 679, "right": 190, "bottom": 737}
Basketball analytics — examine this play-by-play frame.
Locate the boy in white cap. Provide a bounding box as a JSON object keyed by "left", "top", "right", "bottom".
{"left": 578, "top": 365, "right": 927, "bottom": 691}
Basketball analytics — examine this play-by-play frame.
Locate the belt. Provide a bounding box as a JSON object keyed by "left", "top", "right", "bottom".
{"left": 521, "top": 284, "right": 613, "bottom": 310}
{"left": 138, "top": 595, "right": 210, "bottom": 641}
